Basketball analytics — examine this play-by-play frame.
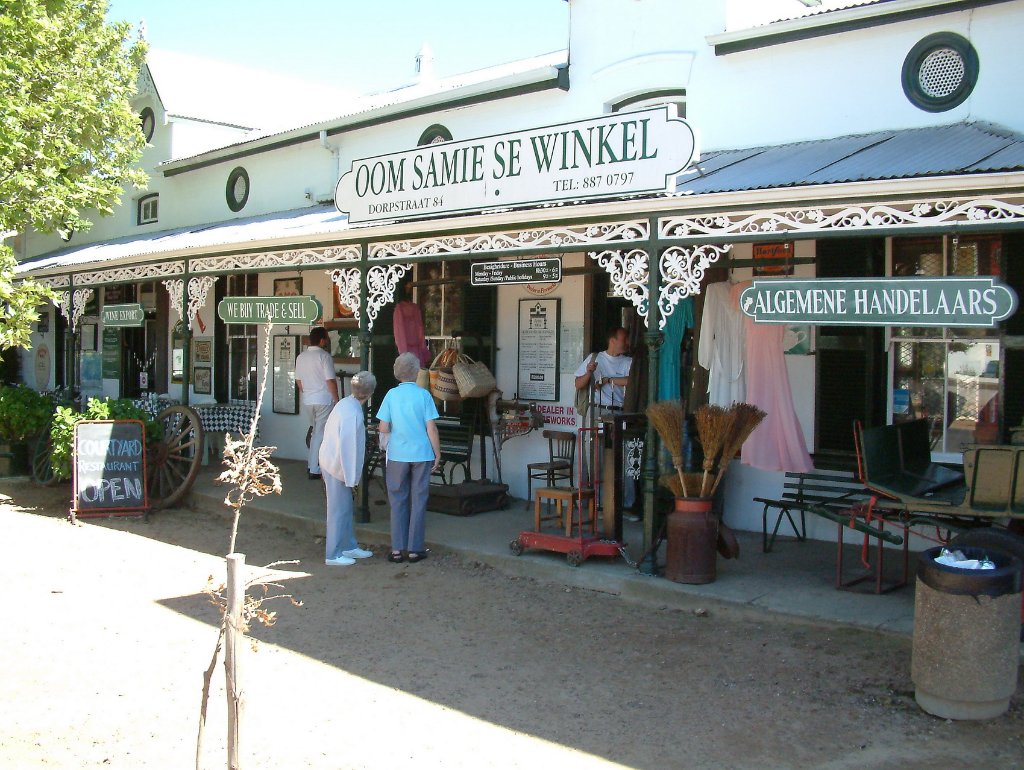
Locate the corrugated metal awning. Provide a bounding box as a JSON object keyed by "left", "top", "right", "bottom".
{"left": 678, "top": 122, "right": 1024, "bottom": 194}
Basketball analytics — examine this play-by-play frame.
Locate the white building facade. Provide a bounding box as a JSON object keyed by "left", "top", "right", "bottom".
{"left": 14, "top": 0, "right": 1024, "bottom": 557}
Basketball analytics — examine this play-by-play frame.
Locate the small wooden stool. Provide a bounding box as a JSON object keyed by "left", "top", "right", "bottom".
{"left": 534, "top": 487, "right": 597, "bottom": 536}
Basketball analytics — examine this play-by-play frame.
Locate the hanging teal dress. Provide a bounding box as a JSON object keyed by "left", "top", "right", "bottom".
{"left": 657, "top": 297, "right": 694, "bottom": 401}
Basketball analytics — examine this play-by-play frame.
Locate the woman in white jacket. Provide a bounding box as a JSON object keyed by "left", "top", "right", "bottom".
{"left": 319, "top": 370, "right": 377, "bottom": 566}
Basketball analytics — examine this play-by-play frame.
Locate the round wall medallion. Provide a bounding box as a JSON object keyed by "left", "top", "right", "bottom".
{"left": 417, "top": 124, "right": 453, "bottom": 146}
{"left": 139, "top": 107, "right": 155, "bottom": 141}
{"left": 226, "top": 166, "right": 250, "bottom": 212}
{"left": 526, "top": 282, "right": 558, "bottom": 296}
{"left": 902, "top": 32, "right": 978, "bottom": 113}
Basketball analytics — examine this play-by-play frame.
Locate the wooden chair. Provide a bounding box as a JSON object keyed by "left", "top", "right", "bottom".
{"left": 534, "top": 486, "right": 597, "bottom": 536}
{"left": 525, "top": 430, "right": 576, "bottom": 509}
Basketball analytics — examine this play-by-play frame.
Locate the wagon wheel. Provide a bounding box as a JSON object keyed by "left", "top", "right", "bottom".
{"left": 509, "top": 538, "right": 524, "bottom": 556}
{"left": 31, "top": 431, "right": 57, "bottom": 486}
{"left": 566, "top": 549, "right": 583, "bottom": 568}
{"left": 147, "top": 405, "right": 204, "bottom": 510}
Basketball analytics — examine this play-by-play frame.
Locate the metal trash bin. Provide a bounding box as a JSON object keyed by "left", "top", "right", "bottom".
{"left": 911, "top": 545, "right": 1022, "bottom": 720}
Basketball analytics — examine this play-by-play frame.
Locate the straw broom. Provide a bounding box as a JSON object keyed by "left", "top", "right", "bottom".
{"left": 695, "top": 404, "right": 731, "bottom": 498}
{"left": 645, "top": 400, "right": 688, "bottom": 497}
{"left": 708, "top": 402, "right": 767, "bottom": 497}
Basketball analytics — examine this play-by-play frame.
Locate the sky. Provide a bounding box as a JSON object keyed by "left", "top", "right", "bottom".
{"left": 106, "top": 0, "right": 570, "bottom": 96}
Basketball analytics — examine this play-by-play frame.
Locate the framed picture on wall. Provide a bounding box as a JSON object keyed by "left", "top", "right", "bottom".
{"left": 272, "top": 334, "right": 300, "bottom": 414}
{"left": 193, "top": 337, "right": 213, "bottom": 364}
{"left": 193, "top": 366, "right": 212, "bottom": 395}
{"left": 273, "top": 276, "right": 303, "bottom": 297}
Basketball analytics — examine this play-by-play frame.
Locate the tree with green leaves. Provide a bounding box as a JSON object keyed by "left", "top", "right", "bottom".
{"left": 0, "top": 0, "right": 148, "bottom": 350}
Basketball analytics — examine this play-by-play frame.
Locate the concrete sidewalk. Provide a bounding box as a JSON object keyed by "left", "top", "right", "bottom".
{"left": 192, "top": 457, "right": 925, "bottom": 637}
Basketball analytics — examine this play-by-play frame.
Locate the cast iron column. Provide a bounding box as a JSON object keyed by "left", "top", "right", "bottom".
{"left": 180, "top": 260, "right": 192, "bottom": 406}
{"left": 641, "top": 216, "right": 663, "bottom": 575}
{"left": 357, "top": 244, "right": 371, "bottom": 523}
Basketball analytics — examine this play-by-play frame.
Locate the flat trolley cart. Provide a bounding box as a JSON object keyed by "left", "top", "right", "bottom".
{"left": 509, "top": 426, "right": 625, "bottom": 567}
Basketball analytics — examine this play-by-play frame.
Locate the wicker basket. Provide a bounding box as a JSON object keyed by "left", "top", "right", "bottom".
{"left": 453, "top": 358, "right": 496, "bottom": 398}
{"left": 429, "top": 368, "right": 462, "bottom": 402}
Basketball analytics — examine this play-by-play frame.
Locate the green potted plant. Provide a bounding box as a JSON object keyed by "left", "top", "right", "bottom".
{"left": 0, "top": 385, "right": 55, "bottom": 475}
{"left": 646, "top": 400, "right": 765, "bottom": 584}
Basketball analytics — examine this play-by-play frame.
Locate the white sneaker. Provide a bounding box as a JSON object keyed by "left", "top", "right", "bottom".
{"left": 325, "top": 556, "right": 356, "bottom": 566}
{"left": 342, "top": 547, "right": 373, "bottom": 559}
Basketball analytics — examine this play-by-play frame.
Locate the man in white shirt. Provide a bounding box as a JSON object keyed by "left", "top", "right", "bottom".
{"left": 574, "top": 327, "right": 635, "bottom": 511}
{"left": 295, "top": 327, "right": 338, "bottom": 480}
{"left": 574, "top": 327, "right": 632, "bottom": 411}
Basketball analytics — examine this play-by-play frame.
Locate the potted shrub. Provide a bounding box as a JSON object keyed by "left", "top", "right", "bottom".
{"left": 0, "top": 385, "right": 55, "bottom": 475}
{"left": 646, "top": 400, "right": 764, "bottom": 584}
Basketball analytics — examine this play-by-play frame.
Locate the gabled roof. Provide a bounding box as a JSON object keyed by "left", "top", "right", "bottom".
{"left": 157, "top": 50, "right": 569, "bottom": 170}
{"left": 677, "top": 122, "right": 1024, "bottom": 194}
{"left": 143, "top": 49, "right": 360, "bottom": 133}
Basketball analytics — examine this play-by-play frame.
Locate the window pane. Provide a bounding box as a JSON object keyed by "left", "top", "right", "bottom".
{"left": 892, "top": 236, "right": 943, "bottom": 338}
{"left": 948, "top": 340, "right": 1001, "bottom": 448}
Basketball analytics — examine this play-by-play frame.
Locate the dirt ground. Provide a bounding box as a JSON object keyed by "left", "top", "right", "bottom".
{"left": 1, "top": 480, "right": 1022, "bottom": 770}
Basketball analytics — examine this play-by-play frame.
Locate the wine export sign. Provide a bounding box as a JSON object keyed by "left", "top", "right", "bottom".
{"left": 335, "top": 106, "right": 697, "bottom": 224}
{"left": 739, "top": 277, "right": 1018, "bottom": 327}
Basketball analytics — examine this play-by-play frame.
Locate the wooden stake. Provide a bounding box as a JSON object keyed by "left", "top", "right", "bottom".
{"left": 225, "top": 553, "right": 245, "bottom": 770}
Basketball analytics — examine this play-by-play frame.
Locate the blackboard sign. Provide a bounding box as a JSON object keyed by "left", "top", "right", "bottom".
{"left": 72, "top": 420, "right": 148, "bottom": 518}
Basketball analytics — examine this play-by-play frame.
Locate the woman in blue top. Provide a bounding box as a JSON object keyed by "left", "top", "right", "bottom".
{"left": 376, "top": 352, "right": 441, "bottom": 563}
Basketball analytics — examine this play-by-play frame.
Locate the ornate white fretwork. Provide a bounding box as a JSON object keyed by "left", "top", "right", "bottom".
{"left": 658, "top": 245, "right": 731, "bottom": 327}
{"left": 660, "top": 197, "right": 1024, "bottom": 240}
{"left": 53, "top": 288, "right": 94, "bottom": 331}
{"left": 75, "top": 261, "right": 184, "bottom": 286}
{"left": 190, "top": 246, "right": 359, "bottom": 274}
{"left": 163, "top": 276, "right": 218, "bottom": 331}
{"left": 366, "top": 264, "right": 411, "bottom": 331}
{"left": 589, "top": 248, "right": 650, "bottom": 325}
{"left": 35, "top": 275, "right": 71, "bottom": 288}
{"left": 371, "top": 221, "right": 649, "bottom": 259}
{"left": 328, "top": 268, "right": 362, "bottom": 321}
{"left": 625, "top": 437, "right": 645, "bottom": 480}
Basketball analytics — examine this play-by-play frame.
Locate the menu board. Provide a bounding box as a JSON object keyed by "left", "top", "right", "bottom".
{"left": 517, "top": 298, "right": 560, "bottom": 401}
{"left": 101, "top": 328, "right": 121, "bottom": 379}
{"left": 72, "top": 420, "right": 147, "bottom": 517}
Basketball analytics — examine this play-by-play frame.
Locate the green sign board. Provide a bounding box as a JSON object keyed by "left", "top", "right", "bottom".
{"left": 217, "top": 295, "right": 323, "bottom": 325}
{"left": 100, "top": 303, "right": 145, "bottom": 327}
{"left": 101, "top": 328, "right": 121, "bottom": 379}
{"left": 470, "top": 258, "right": 562, "bottom": 286}
{"left": 739, "top": 277, "right": 1018, "bottom": 327}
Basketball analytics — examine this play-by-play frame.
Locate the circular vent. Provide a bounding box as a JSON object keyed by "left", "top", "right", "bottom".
{"left": 902, "top": 33, "right": 978, "bottom": 112}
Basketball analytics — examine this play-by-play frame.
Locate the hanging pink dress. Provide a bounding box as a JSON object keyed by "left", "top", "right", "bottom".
{"left": 392, "top": 300, "right": 433, "bottom": 368}
{"left": 731, "top": 282, "right": 813, "bottom": 473}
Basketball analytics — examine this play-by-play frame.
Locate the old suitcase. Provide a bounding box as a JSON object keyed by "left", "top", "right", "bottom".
{"left": 427, "top": 480, "right": 510, "bottom": 516}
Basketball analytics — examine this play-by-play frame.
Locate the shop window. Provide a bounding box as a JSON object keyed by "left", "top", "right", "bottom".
{"left": 225, "top": 274, "right": 258, "bottom": 402}
{"left": 418, "top": 260, "right": 465, "bottom": 348}
{"left": 889, "top": 235, "right": 1003, "bottom": 458}
{"left": 137, "top": 194, "right": 159, "bottom": 225}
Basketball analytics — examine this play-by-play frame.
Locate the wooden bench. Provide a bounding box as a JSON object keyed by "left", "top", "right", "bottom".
{"left": 755, "top": 469, "right": 910, "bottom": 593}
{"left": 365, "top": 419, "right": 475, "bottom": 486}
{"left": 755, "top": 470, "right": 877, "bottom": 552}
{"left": 432, "top": 419, "right": 474, "bottom": 485}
